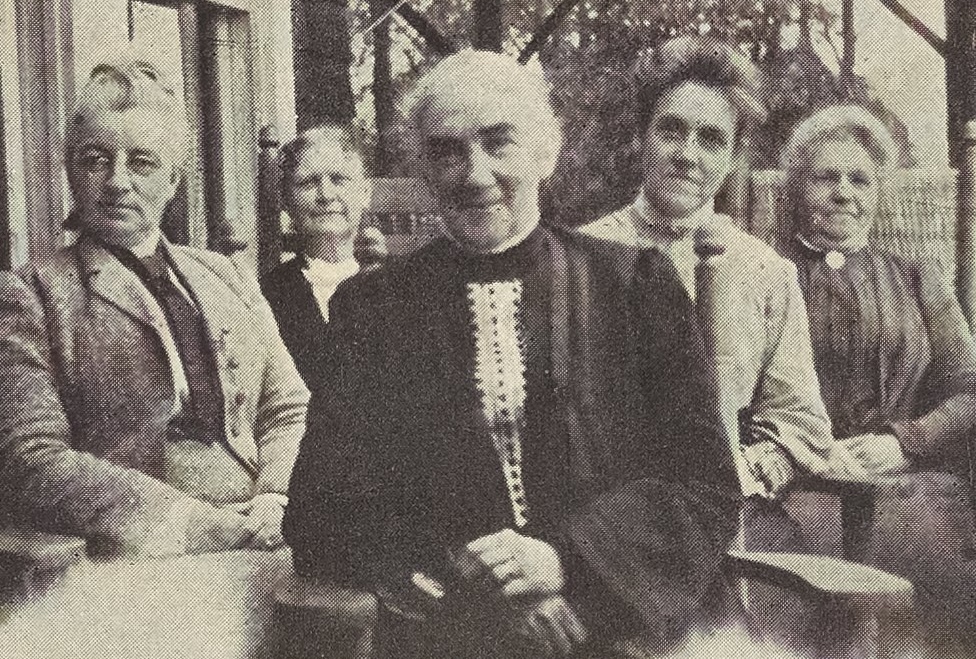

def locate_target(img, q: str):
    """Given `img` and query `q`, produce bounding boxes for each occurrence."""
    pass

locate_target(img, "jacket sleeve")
[0,270,193,552]
[748,259,835,475]
[233,262,310,496]
[890,262,976,460]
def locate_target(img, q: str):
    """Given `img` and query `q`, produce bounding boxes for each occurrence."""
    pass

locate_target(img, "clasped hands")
[184,493,286,554]
[743,440,795,498]
[412,528,587,656]
[744,433,909,497]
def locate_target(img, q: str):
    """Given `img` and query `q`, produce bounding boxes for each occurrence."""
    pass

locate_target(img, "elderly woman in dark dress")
[781,104,976,652]
[782,105,976,480]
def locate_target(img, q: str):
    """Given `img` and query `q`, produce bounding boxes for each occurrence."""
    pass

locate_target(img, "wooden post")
[257,125,282,276]
[370,0,393,176]
[840,0,855,96]
[292,0,356,128]
[956,120,976,330]
[946,0,976,166]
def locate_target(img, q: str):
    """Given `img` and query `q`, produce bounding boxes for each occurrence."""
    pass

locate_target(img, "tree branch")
[387,1,455,56]
[876,0,945,58]
[518,0,583,64]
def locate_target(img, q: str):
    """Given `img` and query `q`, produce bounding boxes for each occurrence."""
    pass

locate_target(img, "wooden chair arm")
[272,572,379,659]
[724,550,913,608]
[798,473,883,498]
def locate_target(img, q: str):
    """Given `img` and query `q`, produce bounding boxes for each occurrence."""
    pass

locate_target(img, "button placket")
[467,279,530,527]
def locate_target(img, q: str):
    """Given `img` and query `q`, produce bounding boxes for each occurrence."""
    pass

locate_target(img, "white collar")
[303,256,359,278]
[125,229,162,258]
[795,233,867,256]
[630,192,719,240]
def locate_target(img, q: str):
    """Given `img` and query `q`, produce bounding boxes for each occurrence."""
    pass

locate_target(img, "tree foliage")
[343,0,913,223]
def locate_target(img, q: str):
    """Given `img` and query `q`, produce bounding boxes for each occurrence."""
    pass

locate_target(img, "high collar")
[448,225,549,283]
[443,213,541,256]
[632,191,718,240]
[791,234,869,271]
[300,255,360,279]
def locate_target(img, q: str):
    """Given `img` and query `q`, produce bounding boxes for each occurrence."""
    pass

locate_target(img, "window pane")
[130,1,185,105]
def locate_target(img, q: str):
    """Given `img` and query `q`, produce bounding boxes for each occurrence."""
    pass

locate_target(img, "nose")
[673,134,699,168]
[462,146,496,189]
[105,153,132,191]
[833,175,856,200]
[315,177,338,201]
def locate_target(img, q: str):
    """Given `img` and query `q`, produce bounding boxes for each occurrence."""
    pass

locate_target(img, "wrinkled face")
[285,141,370,240]
[640,81,737,220]
[68,106,180,248]
[798,137,879,252]
[417,87,550,253]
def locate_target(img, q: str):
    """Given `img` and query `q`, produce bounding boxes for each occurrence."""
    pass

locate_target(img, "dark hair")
[633,36,767,147]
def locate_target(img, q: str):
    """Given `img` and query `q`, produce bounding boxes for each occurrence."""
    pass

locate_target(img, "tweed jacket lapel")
[165,245,261,470]
[76,236,169,332]
[165,244,245,345]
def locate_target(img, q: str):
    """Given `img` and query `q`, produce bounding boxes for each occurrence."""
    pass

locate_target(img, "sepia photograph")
[0,0,971,657]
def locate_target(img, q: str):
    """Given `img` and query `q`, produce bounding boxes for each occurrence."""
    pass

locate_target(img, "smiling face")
[797,136,879,252]
[640,81,737,221]
[285,139,369,241]
[68,106,179,248]
[416,86,552,253]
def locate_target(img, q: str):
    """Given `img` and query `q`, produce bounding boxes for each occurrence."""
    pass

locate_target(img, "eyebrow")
[479,123,518,138]
[76,143,109,153]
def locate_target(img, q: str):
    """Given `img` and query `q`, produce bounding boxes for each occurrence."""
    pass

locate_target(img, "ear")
[536,140,561,182]
[163,165,182,203]
[66,157,80,199]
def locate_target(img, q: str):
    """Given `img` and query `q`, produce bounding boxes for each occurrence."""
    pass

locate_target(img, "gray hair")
[280,123,367,188]
[781,105,898,224]
[781,105,898,175]
[66,59,189,172]
[401,49,562,179]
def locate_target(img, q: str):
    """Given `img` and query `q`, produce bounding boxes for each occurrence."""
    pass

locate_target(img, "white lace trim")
[466,280,529,528]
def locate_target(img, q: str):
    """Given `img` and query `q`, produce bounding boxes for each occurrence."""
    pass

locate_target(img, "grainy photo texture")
[0,2,974,658]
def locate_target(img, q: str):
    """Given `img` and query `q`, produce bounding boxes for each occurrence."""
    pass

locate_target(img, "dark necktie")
[137,249,225,445]
[630,248,697,386]
[632,248,694,318]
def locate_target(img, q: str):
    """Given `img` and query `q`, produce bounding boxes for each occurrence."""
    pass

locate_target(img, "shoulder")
[574,206,634,241]
[723,223,795,275]
[169,243,237,277]
[878,250,953,295]
[16,245,81,281]
[168,244,263,303]
[550,223,627,257]
[7,246,85,304]
[261,257,304,294]
[330,239,452,315]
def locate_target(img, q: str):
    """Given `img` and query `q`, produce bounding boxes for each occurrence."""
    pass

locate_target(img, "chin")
[303,220,356,238]
[84,219,152,247]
